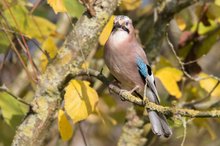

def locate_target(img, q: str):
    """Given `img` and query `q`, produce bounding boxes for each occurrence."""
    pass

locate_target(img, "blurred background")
[1,0,220,146]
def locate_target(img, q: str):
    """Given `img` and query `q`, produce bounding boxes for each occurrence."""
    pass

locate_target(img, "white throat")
[110,30,129,45]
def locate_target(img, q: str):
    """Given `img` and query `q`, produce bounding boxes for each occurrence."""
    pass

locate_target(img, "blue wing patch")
[136,57,152,78]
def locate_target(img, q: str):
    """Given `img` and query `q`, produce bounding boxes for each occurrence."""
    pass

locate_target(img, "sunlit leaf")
[25,16,56,42]
[2,5,28,32]
[63,0,85,18]
[120,0,141,11]
[191,18,218,35]
[175,16,186,31]
[99,16,115,46]
[155,67,183,98]
[215,0,220,6]
[2,5,56,42]
[47,0,67,13]
[196,27,220,58]
[40,37,58,72]
[64,80,99,123]
[199,73,220,97]
[58,109,73,141]
[0,92,28,129]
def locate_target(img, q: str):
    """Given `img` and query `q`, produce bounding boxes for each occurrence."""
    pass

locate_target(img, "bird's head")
[112,15,134,34]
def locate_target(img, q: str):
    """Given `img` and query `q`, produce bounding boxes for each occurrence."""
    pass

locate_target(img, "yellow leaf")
[199,73,220,97]
[2,5,56,42]
[175,16,186,31]
[215,0,220,6]
[64,80,99,123]
[58,109,73,141]
[120,0,141,11]
[47,0,67,13]
[40,37,58,72]
[26,16,56,42]
[155,67,183,98]
[99,16,115,46]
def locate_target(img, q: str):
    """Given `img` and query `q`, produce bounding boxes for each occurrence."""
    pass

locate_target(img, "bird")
[104,15,172,137]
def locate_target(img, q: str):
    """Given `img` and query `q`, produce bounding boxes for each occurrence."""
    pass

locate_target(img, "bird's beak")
[112,22,130,34]
[112,22,121,31]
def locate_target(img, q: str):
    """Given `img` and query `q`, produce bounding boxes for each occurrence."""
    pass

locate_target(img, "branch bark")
[12,0,118,145]
[73,69,220,118]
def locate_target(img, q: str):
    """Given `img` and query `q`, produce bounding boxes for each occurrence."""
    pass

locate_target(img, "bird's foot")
[129,86,140,94]
[119,86,140,101]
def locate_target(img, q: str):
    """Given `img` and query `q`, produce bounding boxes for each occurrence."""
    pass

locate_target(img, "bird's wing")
[136,56,160,103]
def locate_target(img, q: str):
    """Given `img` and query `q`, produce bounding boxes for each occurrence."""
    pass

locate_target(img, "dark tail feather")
[148,110,172,137]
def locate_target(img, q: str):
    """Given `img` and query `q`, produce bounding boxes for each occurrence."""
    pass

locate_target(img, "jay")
[104,15,172,137]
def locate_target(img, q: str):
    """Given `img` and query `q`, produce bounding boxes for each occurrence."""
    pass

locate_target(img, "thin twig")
[79,123,88,146]
[30,0,42,14]
[2,0,38,82]
[0,20,35,82]
[0,85,31,106]
[183,81,220,108]
[181,117,187,146]
[166,30,220,82]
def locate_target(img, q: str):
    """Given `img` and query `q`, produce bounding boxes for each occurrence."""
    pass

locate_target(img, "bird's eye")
[125,22,129,26]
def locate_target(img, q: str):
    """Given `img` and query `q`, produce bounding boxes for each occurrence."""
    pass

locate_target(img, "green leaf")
[0,120,15,146]
[2,5,56,43]
[0,32,10,53]
[63,0,85,18]
[24,16,56,42]
[196,26,220,58]
[207,4,220,20]
[0,92,28,129]
[2,5,29,32]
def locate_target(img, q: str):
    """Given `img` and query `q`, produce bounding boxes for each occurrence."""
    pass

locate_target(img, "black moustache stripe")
[112,25,130,34]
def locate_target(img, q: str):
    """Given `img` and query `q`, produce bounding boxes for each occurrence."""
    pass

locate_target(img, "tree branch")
[72,69,220,118]
[12,0,118,145]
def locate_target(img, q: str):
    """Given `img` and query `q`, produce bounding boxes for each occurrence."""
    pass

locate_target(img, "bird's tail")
[148,110,172,137]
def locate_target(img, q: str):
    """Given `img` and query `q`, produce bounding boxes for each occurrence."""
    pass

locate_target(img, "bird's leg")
[129,85,140,94]
[119,85,140,101]
[143,83,150,106]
